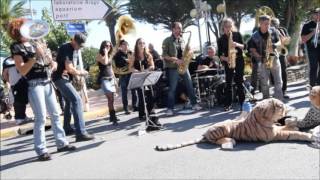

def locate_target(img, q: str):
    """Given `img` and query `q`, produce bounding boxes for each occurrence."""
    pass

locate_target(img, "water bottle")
[242,102,252,112]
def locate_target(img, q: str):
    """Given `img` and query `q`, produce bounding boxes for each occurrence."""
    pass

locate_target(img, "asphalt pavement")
[0,80,319,179]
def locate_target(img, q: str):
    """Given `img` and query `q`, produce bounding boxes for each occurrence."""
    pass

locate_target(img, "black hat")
[73,32,86,47]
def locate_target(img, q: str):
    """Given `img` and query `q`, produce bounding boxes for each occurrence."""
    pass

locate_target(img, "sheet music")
[143,71,162,86]
[127,72,149,90]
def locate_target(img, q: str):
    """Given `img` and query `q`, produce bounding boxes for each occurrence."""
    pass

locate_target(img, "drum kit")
[192,67,225,108]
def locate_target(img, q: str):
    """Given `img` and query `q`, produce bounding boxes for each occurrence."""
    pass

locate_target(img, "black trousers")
[224,58,245,107]
[279,54,287,93]
[137,87,154,118]
[307,47,320,86]
[13,101,27,120]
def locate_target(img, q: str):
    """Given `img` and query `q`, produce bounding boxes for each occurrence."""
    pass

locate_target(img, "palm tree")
[0,0,29,30]
[103,0,129,45]
[0,0,29,51]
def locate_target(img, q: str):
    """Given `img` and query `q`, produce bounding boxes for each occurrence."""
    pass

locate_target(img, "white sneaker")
[192,104,202,111]
[166,109,174,116]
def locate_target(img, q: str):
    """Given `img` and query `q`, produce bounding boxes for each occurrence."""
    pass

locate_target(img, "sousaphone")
[255,6,275,27]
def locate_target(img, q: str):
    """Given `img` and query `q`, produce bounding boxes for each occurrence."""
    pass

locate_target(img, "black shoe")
[224,105,232,111]
[124,110,131,115]
[64,128,75,136]
[75,133,95,142]
[283,94,290,99]
[57,145,76,152]
[146,125,161,132]
[133,107,139,112]
[38,152,52,161]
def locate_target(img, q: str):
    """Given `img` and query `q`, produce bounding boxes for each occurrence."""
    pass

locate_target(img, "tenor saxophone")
[228,31,237,69]
[177,31,192,75]
[265,31,274,69]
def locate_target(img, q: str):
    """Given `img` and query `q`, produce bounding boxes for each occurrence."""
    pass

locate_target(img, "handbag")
[72,75,85,91]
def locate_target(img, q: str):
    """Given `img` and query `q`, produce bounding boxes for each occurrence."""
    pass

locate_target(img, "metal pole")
[197,19,203,54]
[29,0,34,19]
[193,0,203,54]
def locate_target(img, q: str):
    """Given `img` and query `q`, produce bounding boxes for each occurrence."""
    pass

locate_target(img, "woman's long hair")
[133,38,151,61]
[221,18,238,34]
[99,40,113,58]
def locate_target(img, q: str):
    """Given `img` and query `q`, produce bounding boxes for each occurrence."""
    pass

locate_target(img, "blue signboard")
[66,23,86,36]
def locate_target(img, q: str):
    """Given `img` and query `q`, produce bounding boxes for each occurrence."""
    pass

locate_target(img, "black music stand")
[127,71,163,133]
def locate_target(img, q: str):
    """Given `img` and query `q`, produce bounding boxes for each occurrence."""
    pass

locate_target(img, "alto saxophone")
[228,31,237,69]
[177,31,192,75]
[265,31,274,69]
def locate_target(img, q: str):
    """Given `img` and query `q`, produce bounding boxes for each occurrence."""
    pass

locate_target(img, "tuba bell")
[112,15,135,75]
[255,6,275,28]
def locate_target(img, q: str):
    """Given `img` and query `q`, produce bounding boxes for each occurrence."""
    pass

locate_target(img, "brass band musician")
[271,17,290,99]
[218,18,245,111]
[113,40,138,114]
[197,45,220,76]
[301,8,320,87]
[249,15,283,100]
[129,38,155,121]
[162,22,201,116]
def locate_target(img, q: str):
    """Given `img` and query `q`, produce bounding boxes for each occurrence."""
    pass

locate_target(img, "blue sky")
[15,0,254,54]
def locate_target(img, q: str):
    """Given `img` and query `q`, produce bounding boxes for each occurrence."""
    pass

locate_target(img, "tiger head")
[251,98,287,127]
[309,86,320,109]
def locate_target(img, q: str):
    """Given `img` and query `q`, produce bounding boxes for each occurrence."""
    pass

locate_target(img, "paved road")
[1,80,319,179]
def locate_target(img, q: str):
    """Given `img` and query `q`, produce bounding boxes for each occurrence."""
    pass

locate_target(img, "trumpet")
[20,19,50,40]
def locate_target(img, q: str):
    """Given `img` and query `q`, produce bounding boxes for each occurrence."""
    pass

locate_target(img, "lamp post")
[190,0,212,54]
[29,0,33,19]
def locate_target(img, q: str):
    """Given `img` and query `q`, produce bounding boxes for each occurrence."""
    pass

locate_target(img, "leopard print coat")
[297,105,320,130]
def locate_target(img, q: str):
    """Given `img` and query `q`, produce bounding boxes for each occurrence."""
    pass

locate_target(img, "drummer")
[197,46,220,76]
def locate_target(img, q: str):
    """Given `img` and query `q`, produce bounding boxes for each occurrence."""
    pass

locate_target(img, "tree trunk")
[108,21,116,45]
[289,20,302,56]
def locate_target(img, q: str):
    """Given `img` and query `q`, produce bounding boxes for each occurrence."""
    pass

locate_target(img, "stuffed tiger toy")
[155,98,316,151]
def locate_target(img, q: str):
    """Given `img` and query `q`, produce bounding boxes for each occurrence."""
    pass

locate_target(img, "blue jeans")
[28,78,69,156]
[54,78,87,136]
[166,68,197,110]
[119,74,137,111]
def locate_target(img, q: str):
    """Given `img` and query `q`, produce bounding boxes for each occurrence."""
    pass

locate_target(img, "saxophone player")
[271,18,290,99]
[218,18,245,111]
[162,22,201,116]
[249,15,283,100]
[52,32,95,141]
[301,8,320,87]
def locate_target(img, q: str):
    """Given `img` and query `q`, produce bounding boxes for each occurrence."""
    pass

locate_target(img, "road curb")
[0,106,124,139]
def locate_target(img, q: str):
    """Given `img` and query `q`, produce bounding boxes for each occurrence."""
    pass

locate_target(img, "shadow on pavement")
[0,156,38,172]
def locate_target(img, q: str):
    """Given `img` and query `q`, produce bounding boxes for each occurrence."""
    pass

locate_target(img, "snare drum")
[193,75,216,97]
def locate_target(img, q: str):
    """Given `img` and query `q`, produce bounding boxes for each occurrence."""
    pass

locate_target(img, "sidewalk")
[0,89,126,139]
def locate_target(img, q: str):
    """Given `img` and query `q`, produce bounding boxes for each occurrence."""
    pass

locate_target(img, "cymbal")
[195,68,218,73]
